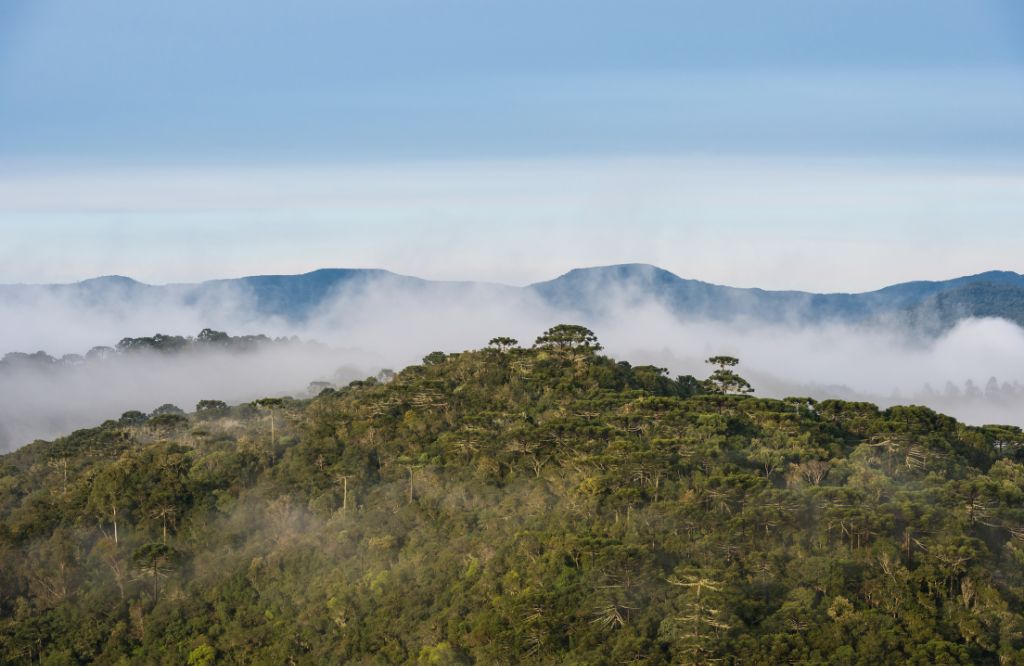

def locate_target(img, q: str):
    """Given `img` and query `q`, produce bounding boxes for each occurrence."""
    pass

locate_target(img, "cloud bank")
[1,275,1022,451]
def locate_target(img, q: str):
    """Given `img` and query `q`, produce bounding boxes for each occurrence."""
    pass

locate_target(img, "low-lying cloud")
[2,275,1023,451]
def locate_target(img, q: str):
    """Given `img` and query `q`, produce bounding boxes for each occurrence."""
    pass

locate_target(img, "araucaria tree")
[534,324,602,364]
[534,324,601,351]
[704,355,754,395]
[487,337,519,352]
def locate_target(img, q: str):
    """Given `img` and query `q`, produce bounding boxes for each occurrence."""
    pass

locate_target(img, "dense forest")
[2,325,1024,664]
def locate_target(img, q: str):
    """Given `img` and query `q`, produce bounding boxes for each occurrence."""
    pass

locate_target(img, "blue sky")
[1,0,1023,289]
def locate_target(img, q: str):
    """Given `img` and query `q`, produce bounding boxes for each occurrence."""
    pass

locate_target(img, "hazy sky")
[1,0,1023,289]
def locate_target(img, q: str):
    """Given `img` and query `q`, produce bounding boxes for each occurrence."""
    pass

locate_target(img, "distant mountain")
[187,269,425,320]
[530,264,1024,329]
[902,281,1024,334]
[3,264,1024,333]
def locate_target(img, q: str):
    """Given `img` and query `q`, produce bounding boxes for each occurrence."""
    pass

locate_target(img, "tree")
[119,410,148,426]
[422,352,447,366]
[665,574,730,660]
[131,543,178,602]
[488,337,519,352]
[534,324,603,366]
[187,643,217,663]
[704,356,754,395]
[706,355,739,370]
[252,397,286,446]
[195,399,227,413]
[88,463,130,543]
[187,644,217,666]
[336,474,352,511]
[675,374,705,398]
[151,403,185,417]
[196,328,230,346]
[534,325,602,352]
[25,529,78,604]
[47,438,77,495]
[149,505,177,544]
[117,334,189,354]
[85,346,116,361]
[94,537,128,601]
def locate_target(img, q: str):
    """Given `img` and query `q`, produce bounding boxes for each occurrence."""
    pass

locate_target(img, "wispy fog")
[0,345,373,452]
[602,310,1024,427]
[2,275,1023,451]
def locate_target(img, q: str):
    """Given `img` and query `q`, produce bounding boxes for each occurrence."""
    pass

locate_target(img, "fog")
[0,345,378,453]
[2,276,1023,451]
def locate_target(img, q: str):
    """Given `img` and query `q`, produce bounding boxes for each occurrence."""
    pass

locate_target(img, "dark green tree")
[534,324,602,352]
[487,337,519,352]
[704,355,754,395]
[131,543,179,602]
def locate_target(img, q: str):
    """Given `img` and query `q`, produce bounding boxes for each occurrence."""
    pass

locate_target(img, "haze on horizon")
[1,1,1024,448]
[1,0,1023,290]
[3,271,1024,451]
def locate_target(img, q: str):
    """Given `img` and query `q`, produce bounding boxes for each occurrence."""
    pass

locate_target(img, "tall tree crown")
[534,324,602,351]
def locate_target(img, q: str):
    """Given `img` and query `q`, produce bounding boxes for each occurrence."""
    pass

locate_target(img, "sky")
[1,0,1023,290]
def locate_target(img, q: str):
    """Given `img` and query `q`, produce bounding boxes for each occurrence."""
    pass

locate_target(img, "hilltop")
[1,326,1023,663]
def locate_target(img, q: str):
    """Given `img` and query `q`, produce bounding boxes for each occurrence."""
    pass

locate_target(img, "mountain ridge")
[3,264,1023,332]
[7,264,1023,296]
[8,264,1024,294]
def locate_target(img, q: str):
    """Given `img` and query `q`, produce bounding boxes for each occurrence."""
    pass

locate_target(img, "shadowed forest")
[2,326,1024,664]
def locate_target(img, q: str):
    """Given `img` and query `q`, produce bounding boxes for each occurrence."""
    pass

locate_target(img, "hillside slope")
[1,328,1024,663]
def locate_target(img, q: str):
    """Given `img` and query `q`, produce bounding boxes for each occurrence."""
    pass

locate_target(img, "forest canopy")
[1,325,1023,664]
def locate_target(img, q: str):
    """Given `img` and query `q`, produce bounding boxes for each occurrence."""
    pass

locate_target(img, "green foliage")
[487,336,519,351]
[186,644,216,666]
[118,411,147,427]
[1,327,1023,664]
[150,404,185,417]
[704,355,754,395]
[534,323,602,352]
[422,351,447,366]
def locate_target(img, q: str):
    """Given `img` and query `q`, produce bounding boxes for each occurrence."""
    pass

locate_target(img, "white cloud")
[3,275,1023,451]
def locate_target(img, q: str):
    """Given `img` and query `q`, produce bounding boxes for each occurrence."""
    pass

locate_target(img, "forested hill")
[2,326,1024,664]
